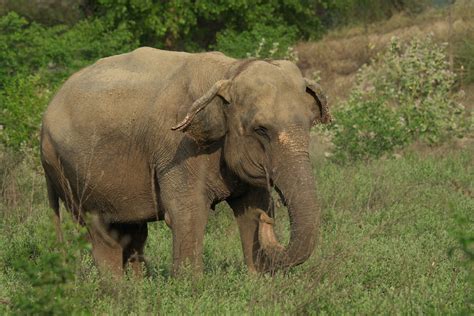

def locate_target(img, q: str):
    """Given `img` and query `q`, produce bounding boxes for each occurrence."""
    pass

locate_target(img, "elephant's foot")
[91,238,124,277]
[125,252,147,277]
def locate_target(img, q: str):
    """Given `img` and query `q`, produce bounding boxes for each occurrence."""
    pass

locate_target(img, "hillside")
[296,3,474,110]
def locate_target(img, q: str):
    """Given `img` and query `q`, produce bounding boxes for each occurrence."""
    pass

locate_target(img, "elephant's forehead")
[251,89,310,121]
[249,82,278,104]
[235,62,303,93]
[236,78,304,108]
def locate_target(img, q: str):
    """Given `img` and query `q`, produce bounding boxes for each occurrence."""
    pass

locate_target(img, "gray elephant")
[40,48,331,276]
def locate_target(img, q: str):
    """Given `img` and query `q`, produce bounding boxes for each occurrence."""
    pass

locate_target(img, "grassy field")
[0,143,472,314]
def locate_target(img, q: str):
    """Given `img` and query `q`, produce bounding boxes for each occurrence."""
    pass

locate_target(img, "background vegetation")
[0,0,472,314]
[331,36,467,162]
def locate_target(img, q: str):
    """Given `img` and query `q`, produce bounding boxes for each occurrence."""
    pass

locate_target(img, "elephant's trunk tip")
[258,212,286,261]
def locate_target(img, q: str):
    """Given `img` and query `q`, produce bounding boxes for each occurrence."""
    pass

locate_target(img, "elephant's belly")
[58,149,159,223]
[78,175,158,223]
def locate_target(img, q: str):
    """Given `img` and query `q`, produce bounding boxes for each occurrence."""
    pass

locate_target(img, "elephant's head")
[172,59,331,271]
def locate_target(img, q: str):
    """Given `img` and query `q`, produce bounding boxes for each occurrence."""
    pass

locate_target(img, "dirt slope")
[296,3,474,108]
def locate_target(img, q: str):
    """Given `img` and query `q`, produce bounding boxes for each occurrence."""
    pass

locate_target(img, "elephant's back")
[75,47,190,91]
[43,47,190,148]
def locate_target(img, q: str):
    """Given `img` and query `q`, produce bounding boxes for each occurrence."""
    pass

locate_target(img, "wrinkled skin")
[40,48,331,276]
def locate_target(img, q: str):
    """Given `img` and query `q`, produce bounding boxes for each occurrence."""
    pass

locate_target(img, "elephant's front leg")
[228,187,272,273]
[159,177,210,275]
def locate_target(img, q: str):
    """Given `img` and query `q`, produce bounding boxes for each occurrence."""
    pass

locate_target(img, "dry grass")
[296,2,474,106]
[462,83,474,111]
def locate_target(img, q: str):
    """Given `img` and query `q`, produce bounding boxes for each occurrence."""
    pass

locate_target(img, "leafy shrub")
[366,37,466,143]
[0,12,58,84]
[215,23,298,59]
[5,219,90,315]
[330,91,407,162]
[0,12,137,86]
[0,74,51,149]
[330,36,467,162]
[0,0,85,26]
[92,0,324,50]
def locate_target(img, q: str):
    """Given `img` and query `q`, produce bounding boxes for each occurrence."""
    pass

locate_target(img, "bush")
[0,12,137,86]
[330,91,407,162]
[330,36,467,162]
[3,217,90,315]
[0,74,51,149]
[0,0,85,26]
[0,12,58,84]
[92,0,324,51]
[215,23,298,59]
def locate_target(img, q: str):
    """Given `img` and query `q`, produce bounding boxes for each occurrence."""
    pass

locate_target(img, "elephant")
[40,47,331,276]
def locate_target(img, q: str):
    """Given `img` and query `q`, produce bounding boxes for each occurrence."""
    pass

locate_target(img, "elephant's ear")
[172,80,231,144]
[304,78,332,125]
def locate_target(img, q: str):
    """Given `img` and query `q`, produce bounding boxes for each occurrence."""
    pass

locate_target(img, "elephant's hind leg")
[44,172,64,243]
[88,216,124,277]
[89,218,149,277]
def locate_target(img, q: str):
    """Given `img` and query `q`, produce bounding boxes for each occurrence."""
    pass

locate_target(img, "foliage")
[330,36,468,162]
[366,37,465,142]
[0,12,138,149]
[7,222,89,315]
[0,1,440,60]
[92,0,325,53]
[0,0,86,26]
[0,146,472,314]
[0,74,51,150]
[215,23,298,59]
[0,12,137,86]
[330,92,407,162]
[0,151,92,314]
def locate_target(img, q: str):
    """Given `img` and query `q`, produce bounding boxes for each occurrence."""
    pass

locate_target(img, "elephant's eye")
[254,126,270,141]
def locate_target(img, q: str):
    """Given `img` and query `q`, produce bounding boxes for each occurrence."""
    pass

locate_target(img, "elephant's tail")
[45,172,64,243]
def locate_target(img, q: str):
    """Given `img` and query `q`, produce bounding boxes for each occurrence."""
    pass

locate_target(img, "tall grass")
[0,143,472,314]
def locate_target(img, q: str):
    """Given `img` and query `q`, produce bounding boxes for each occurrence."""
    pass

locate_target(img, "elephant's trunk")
[258,151,319,270]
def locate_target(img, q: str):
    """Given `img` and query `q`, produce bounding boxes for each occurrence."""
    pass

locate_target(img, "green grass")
[0,145,472,314]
